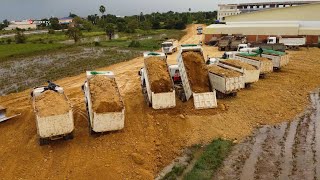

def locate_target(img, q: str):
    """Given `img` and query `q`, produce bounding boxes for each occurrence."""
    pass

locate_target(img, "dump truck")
[232,52,273,77]
[254,49,290,70]
[218,36,232,51]
[207,64,245,98]
[218,59,260,88]
[139,52,176,109]
[197,26,203,35]
[268,36,306,49]
[82,71,125,134]
[230,36,247,51]
[31,83,74,145]
[252,42,286,52]
[177,44,217,109]
[0,106,20,123]
[161,39,178,54]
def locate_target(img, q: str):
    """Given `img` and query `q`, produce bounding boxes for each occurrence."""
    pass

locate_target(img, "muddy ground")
[1,25,320,179]
[214,90,320,180]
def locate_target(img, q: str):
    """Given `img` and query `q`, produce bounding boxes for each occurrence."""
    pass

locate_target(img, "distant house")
[4,20,37,30]
[58,17,73,25]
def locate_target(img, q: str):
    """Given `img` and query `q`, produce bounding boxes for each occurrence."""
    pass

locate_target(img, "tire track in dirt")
[255,122,287,180]
[215,90,320,180]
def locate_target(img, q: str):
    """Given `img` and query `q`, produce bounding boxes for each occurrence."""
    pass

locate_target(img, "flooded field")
[214,89,320,180]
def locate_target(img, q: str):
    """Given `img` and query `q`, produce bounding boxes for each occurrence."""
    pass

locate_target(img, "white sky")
[1,0,319,21]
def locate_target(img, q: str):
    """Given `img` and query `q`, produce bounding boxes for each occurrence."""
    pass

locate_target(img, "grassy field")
[183,139,233,180]
[0,43,65,59]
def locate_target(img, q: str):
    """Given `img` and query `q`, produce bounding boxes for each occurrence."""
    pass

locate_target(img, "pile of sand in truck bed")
[182,51,210,93]
[35,90,70,117]
[144,57,173,93]
[208,65,242,78]
[220,59,257,70]
[89,75,123,113]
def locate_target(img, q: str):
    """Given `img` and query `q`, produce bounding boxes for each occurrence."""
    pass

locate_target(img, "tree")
[99,5,106,17]
[69,13,78,18]
[116,22,127,32]
[66,27,82,43]
[3,19,9,27]
[126,19,139,33]
[15,30,27,44]
[105,23,115,40]
[49,17,61,30]
[141,21,152,31]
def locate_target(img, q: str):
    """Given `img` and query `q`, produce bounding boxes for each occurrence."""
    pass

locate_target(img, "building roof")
[219,1,320,6]
[225,2,320,22]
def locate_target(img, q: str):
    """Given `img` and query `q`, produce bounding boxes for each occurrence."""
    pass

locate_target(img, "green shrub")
[48,29,55,34]
[128,40,141,48]
[6,39,12,44]
[15,31,27,44]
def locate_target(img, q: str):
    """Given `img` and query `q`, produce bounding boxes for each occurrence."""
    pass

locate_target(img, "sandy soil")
[35,90,70,117]
[144,57,173,93]
[220,59,257,70]
[1,24,320,179]
[182,51,210,93]
[208,65,243,78]
[89,76,123,113]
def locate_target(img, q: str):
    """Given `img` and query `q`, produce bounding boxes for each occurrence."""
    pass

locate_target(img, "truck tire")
[216,91,225,99]
[63,132,74,140]
[39,138,49,146]
[245,83,251,88]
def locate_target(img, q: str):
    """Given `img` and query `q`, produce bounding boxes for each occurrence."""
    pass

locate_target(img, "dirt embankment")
[220,59,257,70]
[144,57,173,93]
[35,90,70,117]
[89,75,123,113]
[182,51,210,93]
[208,65,242,78]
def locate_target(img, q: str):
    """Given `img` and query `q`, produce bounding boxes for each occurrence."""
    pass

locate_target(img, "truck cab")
[267,37,277,44]
[197,26,203,35]
[161,39,178,54]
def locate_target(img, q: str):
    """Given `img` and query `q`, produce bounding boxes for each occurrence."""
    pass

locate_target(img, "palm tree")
[99,5,106,17]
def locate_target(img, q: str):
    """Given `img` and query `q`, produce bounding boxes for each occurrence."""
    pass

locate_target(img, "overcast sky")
[1,0,318,21]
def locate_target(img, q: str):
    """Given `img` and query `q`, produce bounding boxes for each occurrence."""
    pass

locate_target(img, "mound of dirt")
[89,75,123,113]
[208,65,242,78]
[182,51,210,93]
[221,59,257,70]
[144,57,173,93]
[35,90,70,117]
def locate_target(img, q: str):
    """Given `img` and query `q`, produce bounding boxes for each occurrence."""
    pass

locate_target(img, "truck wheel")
[63,132,74,140]
[39,138,49,146]
[216,91,225,99]
[245,83,251,88]
[180,92,187,102]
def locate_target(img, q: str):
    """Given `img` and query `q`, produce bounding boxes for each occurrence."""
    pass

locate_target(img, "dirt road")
[214,90,320,180]
[1,25,320,179]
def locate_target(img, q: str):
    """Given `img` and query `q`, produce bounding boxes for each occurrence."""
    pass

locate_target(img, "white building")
[4,20,37,30]
[218,1,320,22]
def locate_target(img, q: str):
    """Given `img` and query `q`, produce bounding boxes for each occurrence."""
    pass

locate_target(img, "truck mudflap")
[193,92,217,109]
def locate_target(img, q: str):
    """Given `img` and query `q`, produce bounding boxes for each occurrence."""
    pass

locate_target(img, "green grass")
[161,165,187,180]
[183,139,233,180]
[0,43,65,59]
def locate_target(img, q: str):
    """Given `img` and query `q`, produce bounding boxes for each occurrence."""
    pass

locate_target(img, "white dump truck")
[32,83,74,145]
[268,36,306,49]
[207,65,245,98]
[83,71,125,134]
[139,52,176,109]
[218,59,260,88]
[161,39,178,54]
[232,53,273,77]
[177,44,217,109]
[0,106,20,123]
[257,49,290,70]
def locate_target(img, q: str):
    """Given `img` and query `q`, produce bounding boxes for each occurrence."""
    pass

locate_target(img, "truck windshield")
[162,44,172,47]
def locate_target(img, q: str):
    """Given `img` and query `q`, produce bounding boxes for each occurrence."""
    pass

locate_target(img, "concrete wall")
[226,3,320,22]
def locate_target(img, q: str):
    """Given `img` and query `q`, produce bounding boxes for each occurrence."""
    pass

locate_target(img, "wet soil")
[214,89,320,180]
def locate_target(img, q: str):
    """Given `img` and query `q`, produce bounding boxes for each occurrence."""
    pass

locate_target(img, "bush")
[94,41,101,46]
[6,39,12,44]
[15,31,27,44]
[48,29,55,34]
[128,40,141,48]
[48,40,53,44]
